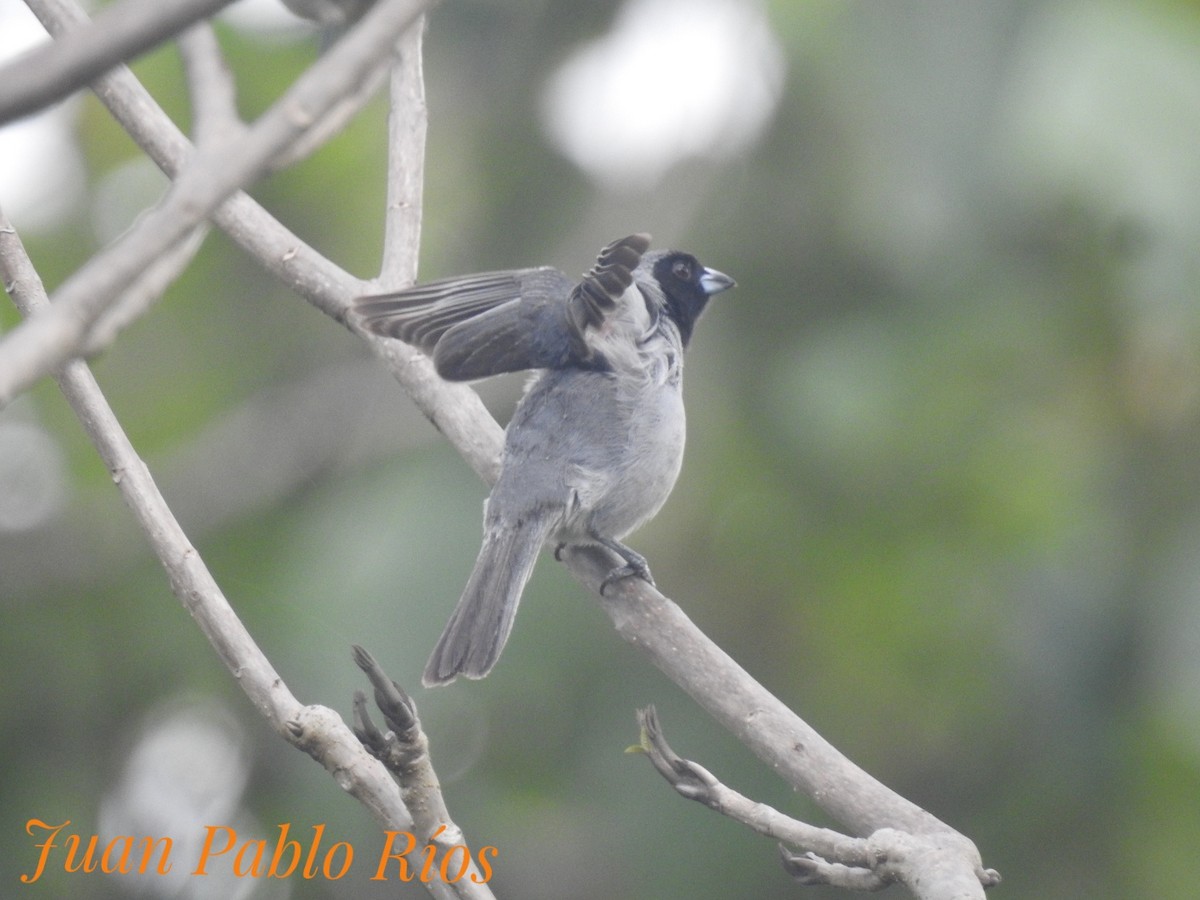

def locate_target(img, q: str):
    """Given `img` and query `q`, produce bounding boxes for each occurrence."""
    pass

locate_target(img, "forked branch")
[636,706,1000,896]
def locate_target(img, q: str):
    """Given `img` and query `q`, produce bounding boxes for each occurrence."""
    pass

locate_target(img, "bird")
[355,234,735,686]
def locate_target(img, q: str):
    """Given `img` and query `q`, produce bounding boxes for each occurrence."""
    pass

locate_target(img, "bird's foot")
[595,538,655,595]
[599,561,655,595]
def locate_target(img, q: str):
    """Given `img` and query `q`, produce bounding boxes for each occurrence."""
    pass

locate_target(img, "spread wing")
[354,233,652,381]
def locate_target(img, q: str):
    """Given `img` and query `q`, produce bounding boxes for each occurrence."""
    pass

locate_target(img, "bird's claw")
[599,559,655,595]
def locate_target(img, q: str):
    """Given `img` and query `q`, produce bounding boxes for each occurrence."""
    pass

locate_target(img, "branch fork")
[636,707,999,896]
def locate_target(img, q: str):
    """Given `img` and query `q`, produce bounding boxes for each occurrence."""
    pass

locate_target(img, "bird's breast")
[498,344,688,543]
[580,371,686,539]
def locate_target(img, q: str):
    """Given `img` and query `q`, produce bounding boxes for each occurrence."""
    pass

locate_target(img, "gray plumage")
[355,234,735,685]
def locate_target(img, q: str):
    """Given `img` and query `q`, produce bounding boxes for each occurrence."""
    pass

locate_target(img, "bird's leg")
[590,534,655,594]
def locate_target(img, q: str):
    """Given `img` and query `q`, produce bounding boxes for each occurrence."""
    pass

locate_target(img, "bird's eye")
[671,260,692,281]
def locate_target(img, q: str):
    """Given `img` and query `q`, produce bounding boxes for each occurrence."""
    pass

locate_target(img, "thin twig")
[573,546,945,835]
[267,62,390,174]
[78,23,234,357]
[636,706,871,864]
[0,0,238,123]
[178,22,242,145]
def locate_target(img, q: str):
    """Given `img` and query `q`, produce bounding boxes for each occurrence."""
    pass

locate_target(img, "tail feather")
[422,517,553,686]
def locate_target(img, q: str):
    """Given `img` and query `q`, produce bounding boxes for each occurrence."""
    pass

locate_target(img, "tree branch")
[0,0,237,124]
[636,706,872,864]
[267,53,393,175]
[353,646,496,900]
[177,21,242,145]
[379,17,427,288]
[0,0,434,410]
[553,545,1000,897]
[637,707,1002,896]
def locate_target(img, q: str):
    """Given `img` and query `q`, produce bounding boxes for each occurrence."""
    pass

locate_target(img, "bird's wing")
[353,233,652,381]
[563,232,653,353]
[353,267,566,352]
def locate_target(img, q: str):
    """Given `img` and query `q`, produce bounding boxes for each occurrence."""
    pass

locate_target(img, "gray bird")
[355,234,735,685]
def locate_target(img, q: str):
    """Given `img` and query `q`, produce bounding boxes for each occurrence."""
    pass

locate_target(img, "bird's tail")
[422,516,554,686]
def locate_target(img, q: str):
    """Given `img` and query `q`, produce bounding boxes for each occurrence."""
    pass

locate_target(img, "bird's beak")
[700,267,736,296]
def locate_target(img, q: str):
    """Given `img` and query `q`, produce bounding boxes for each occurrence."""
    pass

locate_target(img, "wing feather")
[354,268,564,351]
[353,234,653,381]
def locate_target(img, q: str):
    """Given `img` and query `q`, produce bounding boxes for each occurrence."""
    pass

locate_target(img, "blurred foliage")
[3,0,1200,898]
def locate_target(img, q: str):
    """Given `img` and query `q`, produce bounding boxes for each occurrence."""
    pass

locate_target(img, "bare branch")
[66,26,227,358]
[636,706,871,864]
[178,22,242,145]
[570,546,944,834]
[0,0,435,410]
[267,60,391,174]
[353,646,497,900]
[638,707,1002,897]
[379,18,427,288]
[1,0,237,123]
[0,206,410,834]
[861,830,1002,898]
[562,544,997,898]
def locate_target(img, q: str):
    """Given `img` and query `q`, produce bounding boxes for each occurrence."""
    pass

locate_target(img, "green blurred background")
[3,0,1200,897]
